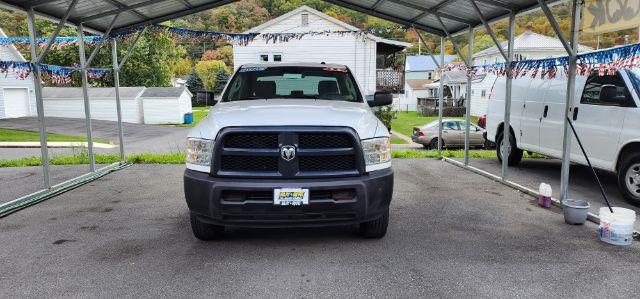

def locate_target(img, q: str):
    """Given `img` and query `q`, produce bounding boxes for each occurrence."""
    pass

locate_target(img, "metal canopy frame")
[0,0,585,211]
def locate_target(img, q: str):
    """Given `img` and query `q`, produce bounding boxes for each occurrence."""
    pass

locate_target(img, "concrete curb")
[0,141,117,149]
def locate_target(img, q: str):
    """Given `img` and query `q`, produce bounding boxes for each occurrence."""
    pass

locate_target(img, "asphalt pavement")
[0,117,190,159]
[466,158,640,230]
[1,159,639,297]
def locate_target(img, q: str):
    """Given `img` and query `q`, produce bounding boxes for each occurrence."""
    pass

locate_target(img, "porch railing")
[376,69,404,93]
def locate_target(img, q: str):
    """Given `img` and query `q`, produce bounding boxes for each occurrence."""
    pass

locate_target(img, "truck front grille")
[220,156,279,172]
[214,127,363,178]
[299,155,355,171]
[224,133,279,149]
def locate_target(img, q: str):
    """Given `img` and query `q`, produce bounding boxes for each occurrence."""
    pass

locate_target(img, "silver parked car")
[411,119,486,149]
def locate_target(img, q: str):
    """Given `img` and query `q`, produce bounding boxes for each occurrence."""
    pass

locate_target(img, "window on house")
[260,54,269,62]
[273,54,282,62]
[301,13,309,26]
[481,90,487,98]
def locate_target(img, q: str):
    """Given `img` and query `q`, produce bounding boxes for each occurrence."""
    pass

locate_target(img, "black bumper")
[184,168,394,228]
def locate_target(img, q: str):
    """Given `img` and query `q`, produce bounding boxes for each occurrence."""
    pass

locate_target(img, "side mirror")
[368,92,393,107]
[599,85,618,103]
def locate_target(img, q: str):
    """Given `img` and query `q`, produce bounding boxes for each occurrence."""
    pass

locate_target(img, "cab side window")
[581,71,635,107]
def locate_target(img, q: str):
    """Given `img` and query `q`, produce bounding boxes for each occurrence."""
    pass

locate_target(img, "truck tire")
[496,131,523,166]
[359,210,389,238]
[190,213,225,240]
[618,155,640,205]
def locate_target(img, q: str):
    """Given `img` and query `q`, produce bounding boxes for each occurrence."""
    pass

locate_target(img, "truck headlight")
[361,137,391,166]
[186,138,214,166]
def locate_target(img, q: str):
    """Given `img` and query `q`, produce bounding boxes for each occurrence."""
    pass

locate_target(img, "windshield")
[222,66,363,102]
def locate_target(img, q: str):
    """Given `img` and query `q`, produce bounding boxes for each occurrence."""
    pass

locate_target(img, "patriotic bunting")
[0,60,111,84]
[442,43,640,79]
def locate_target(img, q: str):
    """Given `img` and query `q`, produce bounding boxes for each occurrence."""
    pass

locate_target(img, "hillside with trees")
[0,0,637,90]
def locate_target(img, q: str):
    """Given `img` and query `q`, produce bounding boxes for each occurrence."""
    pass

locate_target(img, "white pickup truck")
[487,66,640,204]
[184,63,394,240]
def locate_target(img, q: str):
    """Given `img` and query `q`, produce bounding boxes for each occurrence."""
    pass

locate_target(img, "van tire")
[617,155,640,205]
[496,131,523,166]
[190,214,225,240]
[359,210,389,238]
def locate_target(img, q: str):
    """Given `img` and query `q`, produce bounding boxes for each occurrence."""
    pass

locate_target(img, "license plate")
[273,188,309,206]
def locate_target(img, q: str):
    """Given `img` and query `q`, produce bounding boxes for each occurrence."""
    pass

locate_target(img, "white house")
[397,55,457,111]
[465,27,592,116]
[0,28,36,119]
[42,86,192,124]
[233,5,411,98]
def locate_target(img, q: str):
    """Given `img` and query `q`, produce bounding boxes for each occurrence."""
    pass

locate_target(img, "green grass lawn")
[390,137,409,144]
[391,112,480,137]
[0,149,546,168]
[174,106,210,127]
[0,128,110,144]
[393,149,546,159]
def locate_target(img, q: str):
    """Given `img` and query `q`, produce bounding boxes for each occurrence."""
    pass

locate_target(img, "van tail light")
[418,131,424,137]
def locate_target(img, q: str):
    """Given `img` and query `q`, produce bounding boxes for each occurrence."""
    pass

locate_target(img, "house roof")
[243,5,410,49]
[441,71,485,84]
[474,28,592,58]
[406,55,457,72]
[141,86,189,98]
[244,5,359,33]
[406,79,432,90]
[43,87,146,99]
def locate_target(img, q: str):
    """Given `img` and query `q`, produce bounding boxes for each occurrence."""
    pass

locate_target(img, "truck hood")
[188,99,385,140]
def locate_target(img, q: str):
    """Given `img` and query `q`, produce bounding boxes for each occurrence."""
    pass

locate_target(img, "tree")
[212,69,230,95]
[186,69,205,103]
[201,46,233,67]
[195,59,229,91]
[170,58,193,78]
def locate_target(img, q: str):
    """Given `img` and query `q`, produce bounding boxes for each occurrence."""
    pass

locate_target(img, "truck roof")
[240,62,348,69]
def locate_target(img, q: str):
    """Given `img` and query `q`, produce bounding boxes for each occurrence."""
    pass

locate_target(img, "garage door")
[3,88,30,118]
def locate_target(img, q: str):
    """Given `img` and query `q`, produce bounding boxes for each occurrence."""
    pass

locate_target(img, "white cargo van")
[486,66,640,204]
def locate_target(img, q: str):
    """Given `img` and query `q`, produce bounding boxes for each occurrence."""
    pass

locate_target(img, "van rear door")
[570,71,631,170]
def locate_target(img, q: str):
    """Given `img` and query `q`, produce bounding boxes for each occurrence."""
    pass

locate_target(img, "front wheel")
[618,155,640,206]
[190,214,225,241]
[496,130,523,166]
[359,210,389,238]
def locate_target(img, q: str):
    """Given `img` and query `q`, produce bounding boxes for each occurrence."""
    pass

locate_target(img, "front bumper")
[184,168,394,228]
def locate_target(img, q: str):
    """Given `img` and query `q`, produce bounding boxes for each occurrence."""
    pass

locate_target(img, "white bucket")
[599,207,636,245]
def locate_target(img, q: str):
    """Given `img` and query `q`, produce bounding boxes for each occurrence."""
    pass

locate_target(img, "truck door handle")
[573,107,579,120]
[543,105,549,118]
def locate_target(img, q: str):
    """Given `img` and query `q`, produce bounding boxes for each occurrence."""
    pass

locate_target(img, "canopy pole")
[111,39,126,162]
[26,7,50,189]
[438,36,445,155]
[501,12,516,180]
[77,23,96,172]
[110,27,145,162]
[559,0,583,201]
[464,25,473,166]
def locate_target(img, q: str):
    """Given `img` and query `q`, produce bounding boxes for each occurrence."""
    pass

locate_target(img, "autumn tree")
[195,60,229,91]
